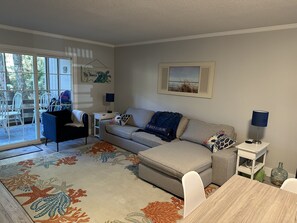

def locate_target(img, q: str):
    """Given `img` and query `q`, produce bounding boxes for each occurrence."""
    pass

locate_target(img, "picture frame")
[80,58,111,84]
[158,62,215,98]
[81,67,111,83]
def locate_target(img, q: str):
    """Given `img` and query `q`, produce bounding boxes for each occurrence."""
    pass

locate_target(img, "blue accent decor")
[252,110,269,127]
[105,93,114,102]
[31,192,71,218]
[100,152,116,162]
[142,111,182,142]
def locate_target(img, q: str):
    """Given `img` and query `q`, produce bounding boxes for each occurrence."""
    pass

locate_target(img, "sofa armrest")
[99,120,111,139]
[81,113,89,135]
[212,147,237,186]
[82,113,89,127]
[42,112,59,140]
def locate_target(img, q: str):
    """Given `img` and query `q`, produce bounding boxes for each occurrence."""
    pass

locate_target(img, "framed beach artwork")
[158,62,215,98]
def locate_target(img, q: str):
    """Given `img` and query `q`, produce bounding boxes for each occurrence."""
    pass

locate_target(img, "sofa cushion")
[176,116,189,138]
[131,131,168,148]
[113,114,132,126]
[105,124,139,139]
[125,107,155,128]
[138,141,212,179]
[180,119,235,145]
[120,114,132,125]
[204,131,236,153]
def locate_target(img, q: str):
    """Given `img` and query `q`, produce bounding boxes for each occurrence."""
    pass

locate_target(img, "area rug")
[0,141,218,223]
[0,145,42,160]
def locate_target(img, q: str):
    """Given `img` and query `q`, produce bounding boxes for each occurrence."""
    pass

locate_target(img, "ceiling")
[1,0,297,46]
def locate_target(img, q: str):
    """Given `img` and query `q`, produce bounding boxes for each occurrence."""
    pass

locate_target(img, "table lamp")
[105,93,114,113]
[251,110,269,144]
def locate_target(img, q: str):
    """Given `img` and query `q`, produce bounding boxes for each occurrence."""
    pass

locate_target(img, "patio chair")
[8,92,23,125]
[32,92,51,124]
[0,98,10,136]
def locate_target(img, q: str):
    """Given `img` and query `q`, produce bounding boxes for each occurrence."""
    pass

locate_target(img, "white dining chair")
[182,171,206,218]
[0,97,10,137]
[32,92,51,124]
[8,92,23,125]
[280,178,297,194]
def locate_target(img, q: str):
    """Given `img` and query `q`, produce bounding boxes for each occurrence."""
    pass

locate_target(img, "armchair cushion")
[46,109,72,126]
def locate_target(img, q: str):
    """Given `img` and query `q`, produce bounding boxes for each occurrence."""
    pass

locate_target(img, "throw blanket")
[65,110,85,127]
[142,111,182,141]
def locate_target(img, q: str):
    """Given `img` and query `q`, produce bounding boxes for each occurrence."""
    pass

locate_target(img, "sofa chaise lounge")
[100,107,237,197]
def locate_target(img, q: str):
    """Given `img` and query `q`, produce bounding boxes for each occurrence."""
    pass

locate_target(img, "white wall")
[115,28,297,175]
[0,28,114,114]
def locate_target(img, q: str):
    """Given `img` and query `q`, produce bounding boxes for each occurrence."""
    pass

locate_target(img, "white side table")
[93,112,118,138]
[236,142,269,179]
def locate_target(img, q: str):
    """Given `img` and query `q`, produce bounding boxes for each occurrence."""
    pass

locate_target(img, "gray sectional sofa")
[100,107,237,197]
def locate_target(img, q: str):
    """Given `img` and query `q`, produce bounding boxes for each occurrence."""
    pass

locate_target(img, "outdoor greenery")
[0,53,46,100]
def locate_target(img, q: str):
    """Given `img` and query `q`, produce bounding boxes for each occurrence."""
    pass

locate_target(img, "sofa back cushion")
[180,119,235,145]
[125,107,155,128]
[176,116,189,138]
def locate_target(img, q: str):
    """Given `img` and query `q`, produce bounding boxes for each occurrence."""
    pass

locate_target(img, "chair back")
[12,92,22,112]
[40,92,51,109]
[0,97,8,120]
[182,171,206,218]
[0,97,9,133]
[280,178,297,194]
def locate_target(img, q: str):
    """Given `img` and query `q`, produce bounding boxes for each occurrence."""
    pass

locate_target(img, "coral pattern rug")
[0,142,218,223]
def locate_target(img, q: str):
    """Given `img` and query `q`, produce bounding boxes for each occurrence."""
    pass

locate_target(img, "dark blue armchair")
[42,109,89,152]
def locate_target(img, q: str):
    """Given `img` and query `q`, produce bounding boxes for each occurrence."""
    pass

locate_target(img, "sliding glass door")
[0,50,72,150]
[0,52,36,147]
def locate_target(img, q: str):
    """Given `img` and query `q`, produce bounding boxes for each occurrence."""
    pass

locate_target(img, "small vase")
[271,162,288,186]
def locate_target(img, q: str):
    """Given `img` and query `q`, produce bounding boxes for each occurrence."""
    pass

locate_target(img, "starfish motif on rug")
[16,185,53,205]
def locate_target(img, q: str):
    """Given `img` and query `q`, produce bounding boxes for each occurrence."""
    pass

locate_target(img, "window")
[0,50,73,148]
[40,57,72,110]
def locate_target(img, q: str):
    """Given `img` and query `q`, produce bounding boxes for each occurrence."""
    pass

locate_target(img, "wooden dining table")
[182,175,297,223]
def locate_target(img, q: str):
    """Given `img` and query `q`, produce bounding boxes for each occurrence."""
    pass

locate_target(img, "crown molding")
[116,23,297,47]
[1,23,297,48]
[0,24,114,48]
